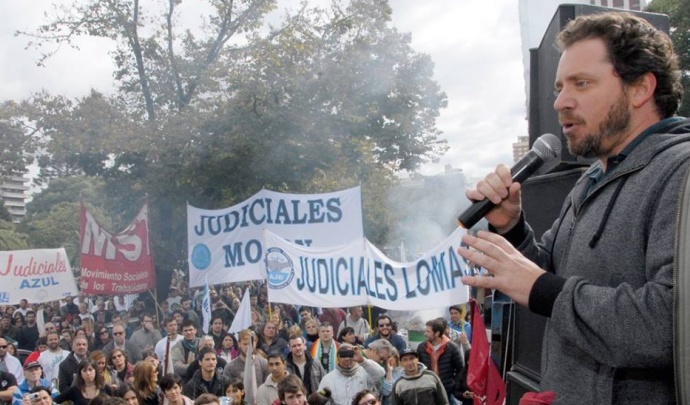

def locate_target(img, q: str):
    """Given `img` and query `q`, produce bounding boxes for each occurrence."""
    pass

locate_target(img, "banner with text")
[188,187,363,287]
[263,228,471,311]
[0,248,78,305]
[80,203,156,295]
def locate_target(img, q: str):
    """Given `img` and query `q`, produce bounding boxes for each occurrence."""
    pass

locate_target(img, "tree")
[14,0,448,268]
[647,0,690,116]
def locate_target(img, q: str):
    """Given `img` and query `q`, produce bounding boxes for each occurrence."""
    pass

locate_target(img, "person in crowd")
[256,352,289,405]
[159,374,193,405]
[217,334,239,363]
[250,310,264,331]
[108,349,134,386]
[129,315,162,360]
[257,322,288,356]
[59,329,72,352]
[16,312,39,352]
[185,336,227,382]
[170,320,201,380]
[0,363,17,405]
[306,388,332,405]
[415,318,464,403]
[209,292,233,327]
[0,338,22,386]
[363,316,405,355]
[21,337,47,366]
[458,12,690,403]
[223,330,268,384]
[447,305,471,344]
[94,325,112,351]
[10,315,23,332]
[57,336,90,392]
[38,332,68,383]
[1,315,20,343]
[206,317,224,350]
[379,350,402,405]
[6,344,17,359]
[336,307,369,345]
[18,386,52,405]
[93,300,113,325]
[179,298,200,332]
[142,350,162,381]
[309,323,339,373]
[115,384,139,405]
[131,361,160,405]
[298,308,319,332]
[41,323,58,339]
[55,359,114,405]
[12,362,58,405]
[317,310,346,331]
[351,390,380,405]
[269,312,290,342]
[317,344,385,405]
[155,318,183,375]
[276,375,309,405]
[78,303,94,325]
[183,347,228,399]
[90,350,120,391]
[336,328,359,346]
[193,393,220,405]
[303,320,319,347]
[103,324,138,363]
[222,379,247,405]
[391,348,447,405]
[285,335,325,396]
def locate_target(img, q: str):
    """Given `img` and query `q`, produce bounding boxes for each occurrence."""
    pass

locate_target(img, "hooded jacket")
[415,336,463,400]
[391,363,448,405]
[506,119,690,404]
[286,351,326,395]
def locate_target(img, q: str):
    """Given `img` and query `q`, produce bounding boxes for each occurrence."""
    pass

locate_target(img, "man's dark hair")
[194,393,220,405]
[181,319,197,330]
[426,318,446,337]
[159,373,183,391]
[277,374,306,400]
[557,12,682,118]
[164,317,177,326]
[198,346,216,360]
[266,351,285,363]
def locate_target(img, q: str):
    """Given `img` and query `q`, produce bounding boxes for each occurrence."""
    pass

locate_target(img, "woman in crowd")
[337,327,360,346]
[75,327,95,351]
[12,313,24,329]
[132,360,160,405]
[160,374,193,405]
[217,333,239,363]
[270,311,290,342]
[304,320,319,345]
[109,349,135,385]
[116,384,140,405]
[379,351,402,405]
[142,350,163,381]
[6,342,17,357]
[351,390,381,405]
[55,359,114,405]
[222,379,247,405]
[91,350,120,390]
[95,325,112,351]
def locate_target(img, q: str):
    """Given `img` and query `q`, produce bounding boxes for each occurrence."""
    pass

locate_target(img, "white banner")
[188,187,363,287]
[0,248,79,305]
[263,228,471,311]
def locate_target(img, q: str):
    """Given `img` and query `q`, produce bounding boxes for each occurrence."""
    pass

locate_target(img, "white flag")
[201,279,212,334]
[229,289,253,335]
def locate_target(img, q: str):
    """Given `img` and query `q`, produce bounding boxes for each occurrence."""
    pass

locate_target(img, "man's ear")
[630,72,657,109]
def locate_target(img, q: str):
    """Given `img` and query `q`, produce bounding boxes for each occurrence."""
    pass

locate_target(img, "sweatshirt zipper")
[672,165,689,405]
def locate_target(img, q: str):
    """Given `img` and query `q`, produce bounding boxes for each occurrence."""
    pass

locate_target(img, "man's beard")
[565,93,631,158]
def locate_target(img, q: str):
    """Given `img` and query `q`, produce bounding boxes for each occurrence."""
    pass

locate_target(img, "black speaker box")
[505,167,586,404]
[528,4,669,166]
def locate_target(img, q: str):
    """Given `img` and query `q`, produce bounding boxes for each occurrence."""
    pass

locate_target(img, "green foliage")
[647,0,690,116]
[0,221,29,251]
[12,0,449,270]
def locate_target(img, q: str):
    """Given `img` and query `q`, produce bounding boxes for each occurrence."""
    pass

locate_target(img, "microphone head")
[532,133,562,175]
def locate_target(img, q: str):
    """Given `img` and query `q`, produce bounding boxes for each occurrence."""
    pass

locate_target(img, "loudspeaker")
[505,167,585,404]
[528,4,669,166]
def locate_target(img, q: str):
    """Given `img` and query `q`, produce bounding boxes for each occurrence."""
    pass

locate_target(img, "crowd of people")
[0,276,475,405]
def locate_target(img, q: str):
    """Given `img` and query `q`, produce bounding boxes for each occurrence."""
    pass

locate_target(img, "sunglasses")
[100,331,109,335]
[0,345,7,349]
[359,399,378,405]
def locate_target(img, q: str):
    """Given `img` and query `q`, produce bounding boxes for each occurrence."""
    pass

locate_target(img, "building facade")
[1,174,29,223]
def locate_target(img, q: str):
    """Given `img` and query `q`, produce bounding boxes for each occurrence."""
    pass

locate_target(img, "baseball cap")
[399,347,418,359]
[24,361,42,370]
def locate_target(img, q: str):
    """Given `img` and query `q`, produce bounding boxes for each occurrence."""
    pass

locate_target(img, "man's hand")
[465,164,522,232]
[458,231,545,307]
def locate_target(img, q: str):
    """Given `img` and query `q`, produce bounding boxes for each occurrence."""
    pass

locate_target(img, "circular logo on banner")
[191,244,212,270]
[265,247,294,289]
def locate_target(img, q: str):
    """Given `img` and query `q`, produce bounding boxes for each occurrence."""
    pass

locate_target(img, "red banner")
[79,203,155,295]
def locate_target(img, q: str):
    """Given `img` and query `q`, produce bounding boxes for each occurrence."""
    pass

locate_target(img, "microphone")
[457,133,562,229]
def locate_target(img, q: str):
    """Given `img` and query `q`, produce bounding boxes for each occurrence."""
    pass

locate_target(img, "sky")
[0,0,582,184]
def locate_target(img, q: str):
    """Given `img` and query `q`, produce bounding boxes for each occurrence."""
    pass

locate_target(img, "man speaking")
[459,12,690,404]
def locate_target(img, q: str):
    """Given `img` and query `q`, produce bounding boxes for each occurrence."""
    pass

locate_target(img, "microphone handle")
[457,153,543,229]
